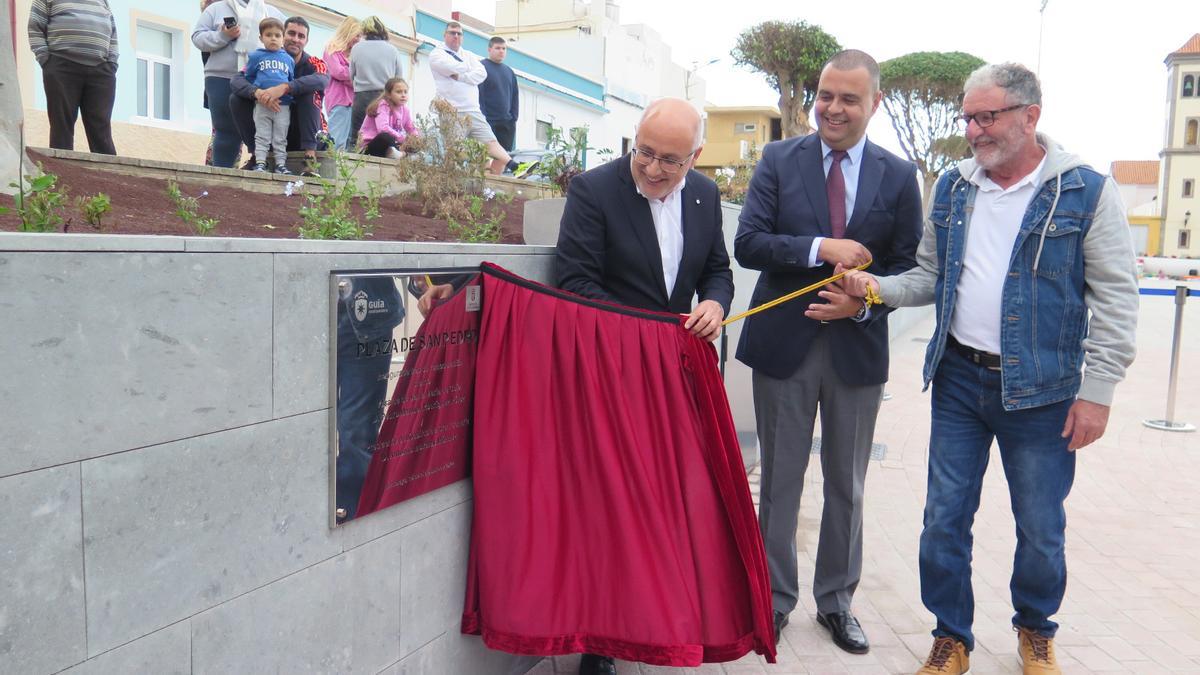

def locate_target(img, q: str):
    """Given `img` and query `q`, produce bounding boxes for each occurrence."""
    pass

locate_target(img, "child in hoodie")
[358,77,418,159]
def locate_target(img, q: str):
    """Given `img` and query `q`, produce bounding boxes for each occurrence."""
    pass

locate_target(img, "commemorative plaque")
[329,268,481,526]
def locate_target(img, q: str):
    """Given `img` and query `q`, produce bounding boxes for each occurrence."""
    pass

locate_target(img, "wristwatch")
[853,301,868,322]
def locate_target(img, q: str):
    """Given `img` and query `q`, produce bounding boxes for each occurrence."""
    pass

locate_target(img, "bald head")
[631,97,704,200]
[638,98,703,149]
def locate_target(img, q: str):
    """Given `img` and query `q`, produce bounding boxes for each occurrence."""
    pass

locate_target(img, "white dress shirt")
[950,153,1047,354]
[428,42,487,113]
[633,163,686,298]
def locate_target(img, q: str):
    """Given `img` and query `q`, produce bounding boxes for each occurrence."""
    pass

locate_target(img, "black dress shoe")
[578,653,616,675]
[816,611,869,654]
[773,610,790,645]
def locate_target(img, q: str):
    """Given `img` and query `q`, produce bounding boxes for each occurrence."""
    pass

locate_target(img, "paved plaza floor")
[536,290,1200,674]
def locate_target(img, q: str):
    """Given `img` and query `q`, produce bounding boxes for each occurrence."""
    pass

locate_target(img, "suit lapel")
[798,135,832,236]
[848,141,883,233]
[618,157,669,303]
[672,177,703,307]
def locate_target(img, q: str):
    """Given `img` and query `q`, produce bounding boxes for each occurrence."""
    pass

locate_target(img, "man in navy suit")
[735,50,922,654]
[556,97,734,341]
[554,97,733,675]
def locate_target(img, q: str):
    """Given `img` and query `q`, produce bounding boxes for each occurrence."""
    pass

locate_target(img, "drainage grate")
[811,436,888,461]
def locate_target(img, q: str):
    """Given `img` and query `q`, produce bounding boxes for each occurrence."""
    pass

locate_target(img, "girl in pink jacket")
[358,77,418,159]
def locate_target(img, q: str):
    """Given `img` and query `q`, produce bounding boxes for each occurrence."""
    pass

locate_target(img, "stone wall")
[0,234,552,675]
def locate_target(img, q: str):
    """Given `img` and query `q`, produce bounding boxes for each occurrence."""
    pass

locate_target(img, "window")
[1180,230,1191,249]
[734,122,757,134]
[136,24,176,121]
[1185,179,1195,198]
[1185,74,1196,98]
[739,139,749,159]
[1187,119,1199,147]
[536,120,552,146]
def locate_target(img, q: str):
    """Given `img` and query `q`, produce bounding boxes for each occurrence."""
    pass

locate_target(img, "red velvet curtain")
[356,275,481,518]
[462,263,775,666]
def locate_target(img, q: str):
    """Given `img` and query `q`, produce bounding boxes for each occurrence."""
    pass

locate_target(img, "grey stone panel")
[191,532,402,675]
[81,412,340,654]
[387,629,540,675]
[398,501,472,657]
[339,480,470,551]
[0,465,86,675]
[0,251,274,477]
[522,198,567,246]
[0,232,187,252]
[61,622,189,675]
[439,630,540,675]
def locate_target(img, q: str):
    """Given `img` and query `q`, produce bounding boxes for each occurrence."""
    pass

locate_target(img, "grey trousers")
[253,103,291,166]
[753,329,883,616]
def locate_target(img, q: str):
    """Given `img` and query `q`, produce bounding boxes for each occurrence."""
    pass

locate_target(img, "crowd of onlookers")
[29,0,527,176]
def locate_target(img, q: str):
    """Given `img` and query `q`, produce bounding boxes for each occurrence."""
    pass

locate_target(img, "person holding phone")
[192,0,285,168]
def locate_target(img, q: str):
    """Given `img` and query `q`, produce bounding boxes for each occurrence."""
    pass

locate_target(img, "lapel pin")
[695,199,700,204]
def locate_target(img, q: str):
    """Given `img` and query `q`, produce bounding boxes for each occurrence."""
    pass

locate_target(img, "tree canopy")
[732,21,840,138]
[879,51,985,203]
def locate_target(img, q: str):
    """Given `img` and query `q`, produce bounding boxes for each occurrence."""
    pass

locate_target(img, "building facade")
[11,0,607,167]
[493,0,707,163]
[695,105,781,177]
[1160,33,1200,257]
[1110,160,1162,255]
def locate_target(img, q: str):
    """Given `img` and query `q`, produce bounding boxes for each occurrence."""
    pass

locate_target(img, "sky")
[452,0,1200,171]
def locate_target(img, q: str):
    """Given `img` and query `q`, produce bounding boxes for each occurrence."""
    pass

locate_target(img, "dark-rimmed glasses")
[630,147,696,175]
[958,104,1026,128]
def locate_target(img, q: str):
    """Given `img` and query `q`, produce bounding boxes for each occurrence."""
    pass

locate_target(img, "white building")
[493,0,707,162]
[1160,33,1200,256]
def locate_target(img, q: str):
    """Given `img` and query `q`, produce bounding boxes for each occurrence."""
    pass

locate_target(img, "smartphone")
[223,16,237,29]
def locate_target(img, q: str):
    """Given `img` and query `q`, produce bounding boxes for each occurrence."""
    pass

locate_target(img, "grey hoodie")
[877,133,1138,406]
[191,0,285,80]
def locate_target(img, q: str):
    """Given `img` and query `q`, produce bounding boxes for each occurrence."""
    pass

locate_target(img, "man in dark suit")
[734,50,922,655]
[554,98,733,675]
[556,97,733,342]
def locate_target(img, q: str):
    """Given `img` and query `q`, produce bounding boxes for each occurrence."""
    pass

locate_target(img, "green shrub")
[297,151,382,240]
[8,163,69,232]
[166,180,218,236]
[77,192,112,229]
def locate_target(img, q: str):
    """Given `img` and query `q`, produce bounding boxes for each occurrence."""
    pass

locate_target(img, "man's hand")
[819,238,871,268]
[221,24,241,40]
[1061,399,1110,451]
[418,283,455,318]
[804,282,863,322]
[261,83,290,104]
[839,265,881,299]
[684,300,724,342]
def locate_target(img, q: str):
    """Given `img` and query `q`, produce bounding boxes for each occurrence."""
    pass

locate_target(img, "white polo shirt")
[950,153,1047,354]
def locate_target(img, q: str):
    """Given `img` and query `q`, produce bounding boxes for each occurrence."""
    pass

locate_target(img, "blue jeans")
[204,76,242,168]
[327,105,351,150]
[920,347,1076,651]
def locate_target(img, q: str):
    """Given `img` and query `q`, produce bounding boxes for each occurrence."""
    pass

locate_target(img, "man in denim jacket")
[843,63,1137,675]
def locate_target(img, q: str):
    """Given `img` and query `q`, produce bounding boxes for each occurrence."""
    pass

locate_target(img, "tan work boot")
[1016,626,1061,674]
[915,636,970,674]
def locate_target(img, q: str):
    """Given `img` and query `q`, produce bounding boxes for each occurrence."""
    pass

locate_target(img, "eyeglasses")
[446,30,463,36]
[958,104,1027,128]
[630,147,695,175]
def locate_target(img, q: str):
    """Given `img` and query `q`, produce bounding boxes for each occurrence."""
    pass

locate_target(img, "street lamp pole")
[1037,0,1049,75]
[685,58,720,102]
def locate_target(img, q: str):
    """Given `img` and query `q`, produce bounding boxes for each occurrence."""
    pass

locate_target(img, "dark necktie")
[827,150,847,239]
